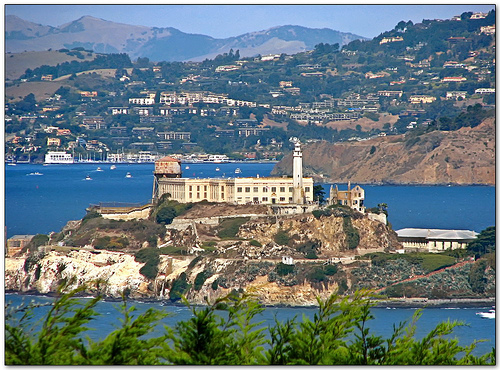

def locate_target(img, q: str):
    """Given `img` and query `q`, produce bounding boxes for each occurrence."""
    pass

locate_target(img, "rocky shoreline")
[6,290,495,309]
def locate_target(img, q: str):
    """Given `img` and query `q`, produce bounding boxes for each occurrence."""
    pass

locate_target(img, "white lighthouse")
[290,137,304,204]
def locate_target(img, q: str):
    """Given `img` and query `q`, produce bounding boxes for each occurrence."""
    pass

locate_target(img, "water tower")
[152,156,182,202]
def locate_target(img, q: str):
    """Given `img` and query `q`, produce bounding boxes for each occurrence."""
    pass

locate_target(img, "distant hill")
[272,117,495,185]
[5,15,368,62]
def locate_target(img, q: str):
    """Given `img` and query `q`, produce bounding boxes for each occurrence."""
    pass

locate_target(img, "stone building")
[328,182,365,213]
[152,138,314,206]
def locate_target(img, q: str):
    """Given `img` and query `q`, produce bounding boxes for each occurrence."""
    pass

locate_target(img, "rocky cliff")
[272,118,495,185]
[5,206,400,305]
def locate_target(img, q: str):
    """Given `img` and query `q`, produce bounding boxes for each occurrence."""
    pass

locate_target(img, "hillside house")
[328,183,365,213]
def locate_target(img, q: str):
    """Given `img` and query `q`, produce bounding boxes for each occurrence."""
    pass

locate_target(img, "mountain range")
[5,15,368,62]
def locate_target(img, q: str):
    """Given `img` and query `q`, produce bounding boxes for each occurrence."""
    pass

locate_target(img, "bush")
[217,217,250,239]
[194,271,211,291]
[307,267,326,283]
[273,229,290,246]
[249,240,262,247]
[170,272,190,301]
[135,248,160,279]
[275,262,294,276]
[324,264,338,276]
[343,217,360,250]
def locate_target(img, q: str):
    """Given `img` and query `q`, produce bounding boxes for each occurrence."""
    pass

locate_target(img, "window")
[280,187,285,192]
[263,187,268,193]
[289,197,293,202]
[253,187,259,192]
[305,187,310,192]
[204,185,207,191]
[197,192,200,199]
[245,187,251,192]
[237,187,243,192]
[253,197,259,202]
[189,185,193,191]
[289,187,293,192]
[271,187,277,192]
[204,192,207,198]
[197,185,200,191]
[262,197,268,202]
[280,197,286,202]
[221,186,224,191]
[189,192,192,199]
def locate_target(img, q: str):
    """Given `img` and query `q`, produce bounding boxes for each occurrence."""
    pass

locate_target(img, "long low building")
[154,175,314,205]
[396,228,478,253]
[152,138,314,206]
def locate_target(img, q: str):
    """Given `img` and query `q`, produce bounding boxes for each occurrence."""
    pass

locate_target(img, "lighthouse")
[290,137,304,204]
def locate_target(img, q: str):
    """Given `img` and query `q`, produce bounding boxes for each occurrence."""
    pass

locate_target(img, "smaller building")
[396,228,478,253]
[6,235,35,256]
[328,182,365,213]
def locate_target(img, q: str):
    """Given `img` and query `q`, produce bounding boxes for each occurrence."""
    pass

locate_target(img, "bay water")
[4,162,496,356]
[5,162,495,238]
[5,293,495,356]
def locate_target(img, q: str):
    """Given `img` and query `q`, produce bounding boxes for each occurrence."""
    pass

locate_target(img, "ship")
[44,151,74,164]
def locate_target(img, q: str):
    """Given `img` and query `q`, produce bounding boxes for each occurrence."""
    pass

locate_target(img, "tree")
[313,185,326,204]
[467,226,495,257]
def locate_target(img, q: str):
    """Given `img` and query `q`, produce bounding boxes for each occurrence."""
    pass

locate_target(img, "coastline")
[6,290,495,309]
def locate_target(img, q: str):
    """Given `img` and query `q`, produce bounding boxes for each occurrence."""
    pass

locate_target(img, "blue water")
[5,293,495,357]
[4,163,495,238]
[5,163,495,238]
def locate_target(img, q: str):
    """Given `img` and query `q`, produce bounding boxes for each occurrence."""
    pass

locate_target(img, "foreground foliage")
[5,287,495,365]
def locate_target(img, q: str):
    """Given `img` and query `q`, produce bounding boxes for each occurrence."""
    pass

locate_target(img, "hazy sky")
[5,3,495,39]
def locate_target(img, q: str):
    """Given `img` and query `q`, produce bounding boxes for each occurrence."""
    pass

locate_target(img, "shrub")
[170,272,190,301]
[273,229,290,246]
[307,267,326,283]
[275,262,294,276]
[194,271,211,291]
[249,240,262,247]
[343,217,360,250]
[324,264,338,276]
[135,248,160,279]
[217,217,250,239]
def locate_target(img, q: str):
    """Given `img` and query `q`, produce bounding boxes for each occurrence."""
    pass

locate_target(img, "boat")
[215,167,220,171]
[476,308,495,319]
[235,168,241,174]
[185,166,190,170]
[85,175,92,181]
[28,172,43,176]
[125,172,132,178]
[44,151,74,164]
[110,165,116,170]
[7,163,16,166]
[96,167,103,172]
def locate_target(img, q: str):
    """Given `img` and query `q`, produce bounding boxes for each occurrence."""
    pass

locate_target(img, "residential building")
[6,235,35,257]
[410,95,436,104]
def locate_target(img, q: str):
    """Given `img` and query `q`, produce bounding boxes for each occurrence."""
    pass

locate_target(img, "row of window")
[236,186,310,193]
[237,196,293,203]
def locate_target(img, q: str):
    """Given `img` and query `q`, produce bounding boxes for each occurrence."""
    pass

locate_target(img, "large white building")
[152,138,314,205]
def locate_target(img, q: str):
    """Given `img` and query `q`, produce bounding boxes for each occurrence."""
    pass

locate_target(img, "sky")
[4,3,495,39]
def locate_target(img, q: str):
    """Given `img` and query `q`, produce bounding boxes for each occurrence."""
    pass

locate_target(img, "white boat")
[185,166,190,170]
[125,172,132,178]
[476,308,495,319]
[110,165,116,170]
[28,172,43,176]
[96,167,103,172]
[235,168,241,174]
[85,175,92,181]
[44,151,74,164]
[215,167,220,171]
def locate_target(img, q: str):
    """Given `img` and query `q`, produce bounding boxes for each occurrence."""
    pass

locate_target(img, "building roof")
[157,156,181,163]
[396,228,478,240]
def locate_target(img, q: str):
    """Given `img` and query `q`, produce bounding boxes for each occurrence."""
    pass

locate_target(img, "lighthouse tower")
[290,137,304,204]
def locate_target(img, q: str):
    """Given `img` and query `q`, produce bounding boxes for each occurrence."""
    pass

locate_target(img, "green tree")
[313,185,326,204]
[467,226,495,257]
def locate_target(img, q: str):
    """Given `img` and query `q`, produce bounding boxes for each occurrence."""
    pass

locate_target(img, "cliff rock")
[272,118,495,185]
